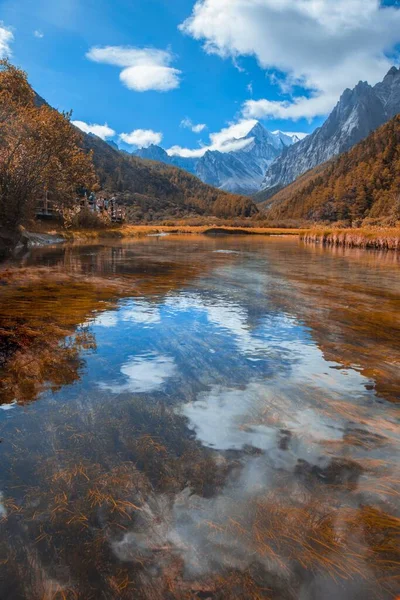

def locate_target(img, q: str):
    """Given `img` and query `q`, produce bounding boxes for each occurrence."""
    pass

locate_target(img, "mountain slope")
[136,145,197,175]
[196,123,294,194]
[136,123,300,195]
[82,134,258,220]
[262,66,400,191]
[33,89,257,221]
[262,115,400,224]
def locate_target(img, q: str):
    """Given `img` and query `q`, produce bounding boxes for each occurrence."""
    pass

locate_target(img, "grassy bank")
[48,224,307,241]
[39,223,400,250]
[301,227,400,251]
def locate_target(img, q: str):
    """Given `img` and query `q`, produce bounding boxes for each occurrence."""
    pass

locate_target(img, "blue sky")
[1,0,400,156]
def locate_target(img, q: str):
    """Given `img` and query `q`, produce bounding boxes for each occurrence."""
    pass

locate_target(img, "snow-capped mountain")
[136,122,301,195]
[262,66,400,191]
[195,122,297,194]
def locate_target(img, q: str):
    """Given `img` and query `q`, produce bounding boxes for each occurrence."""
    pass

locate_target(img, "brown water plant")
[0,267,135,404]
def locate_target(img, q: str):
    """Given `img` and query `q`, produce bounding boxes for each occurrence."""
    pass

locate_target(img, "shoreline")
[61,225,307,241]
[0,229,66,256]
[59,224,400,251]
[3,225,400,252]
[301,228,400,251]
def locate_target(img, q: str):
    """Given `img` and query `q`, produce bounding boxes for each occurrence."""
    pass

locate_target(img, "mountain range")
[35,64,400,224]
[94,62,400,225]
[134,66,400,204]
[82,133,258,221]
[262,113,400,225]
[260,66,400,195]
[135,125,302,195]
[33,93,259,221]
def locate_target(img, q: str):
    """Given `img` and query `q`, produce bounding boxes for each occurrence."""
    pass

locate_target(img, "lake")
[0,235,399,600]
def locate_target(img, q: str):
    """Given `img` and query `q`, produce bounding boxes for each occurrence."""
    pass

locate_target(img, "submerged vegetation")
[0,267,133,403]
[0,237,399,598]
[1,391,399,599]
[1,381,399,599]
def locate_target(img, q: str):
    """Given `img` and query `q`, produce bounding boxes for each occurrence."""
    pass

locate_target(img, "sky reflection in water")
[0,236,399,599]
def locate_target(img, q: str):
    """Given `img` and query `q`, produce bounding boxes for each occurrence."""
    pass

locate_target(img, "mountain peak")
[135,144,169,161]
[385,66,399,78]
[355,80,369,90]
[248,121,266,134]
[262,66,400,191]
[245,121,270,141]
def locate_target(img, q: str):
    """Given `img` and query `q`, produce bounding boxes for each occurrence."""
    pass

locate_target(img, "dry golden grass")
[301,226,400,250]
[56,224,307,241]
[41,222,400,251]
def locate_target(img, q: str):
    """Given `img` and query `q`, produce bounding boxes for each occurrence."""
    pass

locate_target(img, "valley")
[1,6,400,600]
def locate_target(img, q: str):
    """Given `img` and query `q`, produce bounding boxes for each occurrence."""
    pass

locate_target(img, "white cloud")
[92,311,118,328]
[72,120,116,140]
[0,400,17,411]
[86,46,182,92]
[167,118,257,157]
[180,117,207,133]
[120,128,163,148]
[180,0,400,120]
[167,145,207,158]
[192,123,206,133]
[121,301,161,325]
[168,119,308,158]
[34,30,44,39]
[99,353,176,394]
[209,119,256,147]
[0,24,13,58]
[242,95,336,120]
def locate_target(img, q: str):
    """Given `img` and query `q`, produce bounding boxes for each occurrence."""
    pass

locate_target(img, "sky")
[1,0,400,156]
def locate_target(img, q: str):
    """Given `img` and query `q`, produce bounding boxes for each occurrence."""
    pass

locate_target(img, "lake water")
[0,235,399,600]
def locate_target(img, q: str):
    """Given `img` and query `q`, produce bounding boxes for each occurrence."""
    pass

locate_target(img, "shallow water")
[0,236,399,599]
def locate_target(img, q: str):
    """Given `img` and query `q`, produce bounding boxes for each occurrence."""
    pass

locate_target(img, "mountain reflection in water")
[0,236,399,600]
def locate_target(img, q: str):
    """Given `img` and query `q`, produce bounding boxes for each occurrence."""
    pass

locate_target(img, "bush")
[70,208,107,229]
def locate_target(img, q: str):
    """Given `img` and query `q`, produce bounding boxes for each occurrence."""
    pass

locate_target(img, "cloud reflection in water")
[99,352,177,394]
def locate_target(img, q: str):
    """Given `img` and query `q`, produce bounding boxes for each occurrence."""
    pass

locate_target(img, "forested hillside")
[0,61,95,232]
[83,134,258,221]
[33,67,259,223]
[263,115,400,225]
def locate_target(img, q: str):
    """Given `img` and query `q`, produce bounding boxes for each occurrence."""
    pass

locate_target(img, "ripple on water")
[0,236,399,599]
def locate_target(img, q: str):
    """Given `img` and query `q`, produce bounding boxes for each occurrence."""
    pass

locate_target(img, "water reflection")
[0,236,399,599]
[100,352,177,394]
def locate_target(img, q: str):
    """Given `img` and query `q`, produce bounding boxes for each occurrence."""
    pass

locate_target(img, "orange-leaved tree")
[0,60,97,231]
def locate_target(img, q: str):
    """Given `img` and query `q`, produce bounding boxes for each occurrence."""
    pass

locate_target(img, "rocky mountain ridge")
[261,66,400,192]
[261,113,400,225]
[136,123,301,195]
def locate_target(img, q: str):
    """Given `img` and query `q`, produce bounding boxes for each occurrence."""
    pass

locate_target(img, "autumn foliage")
[264,115,400,225]
[83,131,258,221]
[0,60,96,230]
